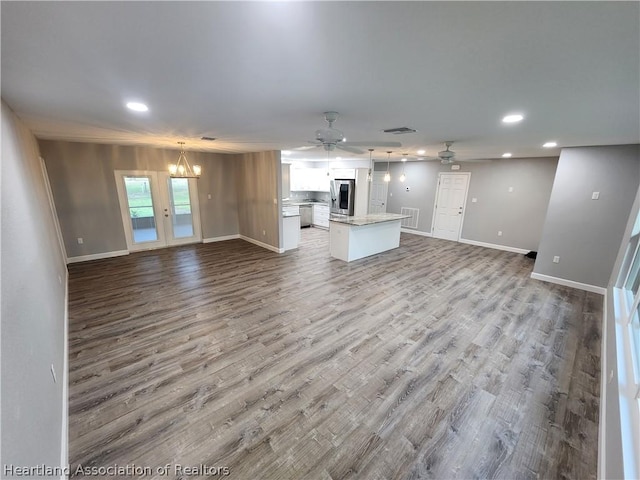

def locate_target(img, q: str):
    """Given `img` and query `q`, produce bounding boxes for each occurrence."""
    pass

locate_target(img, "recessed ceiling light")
[417,149,426,155]
[502,152,513,158]
[281,150,292,155]
[126,101,148,112]
[502,114,524,124]
[543,141,557,148]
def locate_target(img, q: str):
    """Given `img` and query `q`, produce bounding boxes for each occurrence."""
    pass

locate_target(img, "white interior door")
[115,170,202,251]
[432,172,470,241]
[369,172,389,214]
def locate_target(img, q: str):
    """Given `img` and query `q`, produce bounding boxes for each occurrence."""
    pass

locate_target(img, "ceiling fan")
[296,111,402,155]
[422,141,458,164]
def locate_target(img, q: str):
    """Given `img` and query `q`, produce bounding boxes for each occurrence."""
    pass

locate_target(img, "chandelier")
[169,142,201,178]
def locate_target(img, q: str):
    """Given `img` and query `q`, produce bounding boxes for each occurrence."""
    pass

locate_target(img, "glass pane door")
[168,178,194,239]
[123,176,159,243]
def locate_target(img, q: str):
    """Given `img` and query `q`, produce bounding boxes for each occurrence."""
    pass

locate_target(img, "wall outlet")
[207,194,212,200]
[592,191,600,200]
[553,256,560,263]
[77,237,83,244]
[262,230,266,236]
[472,198,477,203]
[497,231,502,236]
[508,186,514,193]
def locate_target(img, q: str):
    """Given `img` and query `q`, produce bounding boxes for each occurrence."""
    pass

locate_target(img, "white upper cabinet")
[291,167,330,192]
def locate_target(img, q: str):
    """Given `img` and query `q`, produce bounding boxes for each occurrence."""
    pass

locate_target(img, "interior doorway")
[431,172,471,241]
[115,170,202,251]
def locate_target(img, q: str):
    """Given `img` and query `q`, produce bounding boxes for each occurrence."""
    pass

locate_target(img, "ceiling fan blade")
[342,141,402,148]
[293,145,320,151]
[336,144,365,154]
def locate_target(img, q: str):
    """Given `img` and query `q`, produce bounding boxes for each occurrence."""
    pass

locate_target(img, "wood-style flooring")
[68,228,602,479]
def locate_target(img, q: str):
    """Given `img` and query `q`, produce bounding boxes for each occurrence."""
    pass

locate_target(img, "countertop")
[329,213,410,226]
[283,201,330,207]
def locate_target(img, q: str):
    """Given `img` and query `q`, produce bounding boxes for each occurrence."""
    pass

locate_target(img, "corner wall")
[385,157,558,251]
[1,101,68,471]
[234,151,280,251]
[533,145,640,288]
[38,140,240,258]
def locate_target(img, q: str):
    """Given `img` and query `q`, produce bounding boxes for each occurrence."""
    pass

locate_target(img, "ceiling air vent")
[383,127,417,135]
[201,136,216,141]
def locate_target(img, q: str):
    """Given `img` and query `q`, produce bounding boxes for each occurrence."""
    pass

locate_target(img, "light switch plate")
[592,192,600,200]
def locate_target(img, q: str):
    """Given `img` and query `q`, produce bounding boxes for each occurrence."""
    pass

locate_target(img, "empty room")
[1,2,639,479]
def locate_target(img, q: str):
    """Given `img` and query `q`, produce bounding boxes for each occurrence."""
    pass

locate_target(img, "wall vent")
[401,207,419,229]
[383,127,417,135]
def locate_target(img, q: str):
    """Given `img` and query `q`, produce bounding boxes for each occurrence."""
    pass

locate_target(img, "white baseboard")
[66,250,129,264]
[530,272,607,295]
[459,238,530,255]
[203,234,240,243]
[60,269,69,479]
[239,235,284,254]
[401,228,432,237]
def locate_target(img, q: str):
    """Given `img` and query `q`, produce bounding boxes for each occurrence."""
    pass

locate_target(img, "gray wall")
[235,151,280,249]
[385,157,558,251]
[39,140,240,258]
[1,101,67,469]
[534,145,640,287]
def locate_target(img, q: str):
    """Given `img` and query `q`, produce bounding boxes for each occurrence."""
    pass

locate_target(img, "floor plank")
[68,228,601,479]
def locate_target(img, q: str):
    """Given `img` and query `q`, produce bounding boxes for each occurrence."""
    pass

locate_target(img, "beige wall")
[234,151,281,249]
[39,140,240,258]
[1,101,68,469]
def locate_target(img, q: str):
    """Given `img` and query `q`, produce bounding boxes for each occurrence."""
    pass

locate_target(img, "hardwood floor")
[68,228,602,479]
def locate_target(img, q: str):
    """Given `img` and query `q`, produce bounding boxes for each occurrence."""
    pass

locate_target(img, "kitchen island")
[329,213,410,262]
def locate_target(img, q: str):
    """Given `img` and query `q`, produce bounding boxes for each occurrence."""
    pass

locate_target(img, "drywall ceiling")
[1,2,639,162]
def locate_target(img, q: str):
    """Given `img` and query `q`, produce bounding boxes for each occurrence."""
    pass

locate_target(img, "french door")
[115,170,202,251]
[432,172,470,241]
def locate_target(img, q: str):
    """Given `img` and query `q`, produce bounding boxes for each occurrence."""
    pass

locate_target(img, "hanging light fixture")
[400,153,408,182]
[367,148,374,182]
[169,142,201,178]
[384,151,392,182]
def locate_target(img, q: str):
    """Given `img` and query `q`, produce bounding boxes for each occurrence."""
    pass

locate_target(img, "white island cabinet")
[329,213,410,262]
[282,214,300,251]
[312,204,330,229]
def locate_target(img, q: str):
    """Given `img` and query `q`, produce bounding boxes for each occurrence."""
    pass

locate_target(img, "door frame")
[431,171,471,241]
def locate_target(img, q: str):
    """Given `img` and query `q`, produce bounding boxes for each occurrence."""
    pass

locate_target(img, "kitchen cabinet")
[290,167,330,192]
[313,204,330,229]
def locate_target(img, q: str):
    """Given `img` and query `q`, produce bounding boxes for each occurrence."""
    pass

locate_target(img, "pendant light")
[169,142,201,178]
[400,153,408,182]
[384,151,392,182]
[367,148,374,182]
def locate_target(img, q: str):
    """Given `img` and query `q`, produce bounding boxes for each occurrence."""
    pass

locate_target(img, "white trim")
[459,238,529,255]
[40,157,67,263]
[530,272,606,295]
[401,228,432,237]
[203,234,241,243]
[67,250,129,264]
[60,269,69,479]
[239,235,284,254]
[598,289,608,480]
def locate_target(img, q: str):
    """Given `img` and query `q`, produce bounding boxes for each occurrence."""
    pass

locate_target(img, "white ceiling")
[2,2,639,163]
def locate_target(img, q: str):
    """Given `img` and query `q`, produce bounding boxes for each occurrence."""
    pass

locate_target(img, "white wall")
[1,101,68,471]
